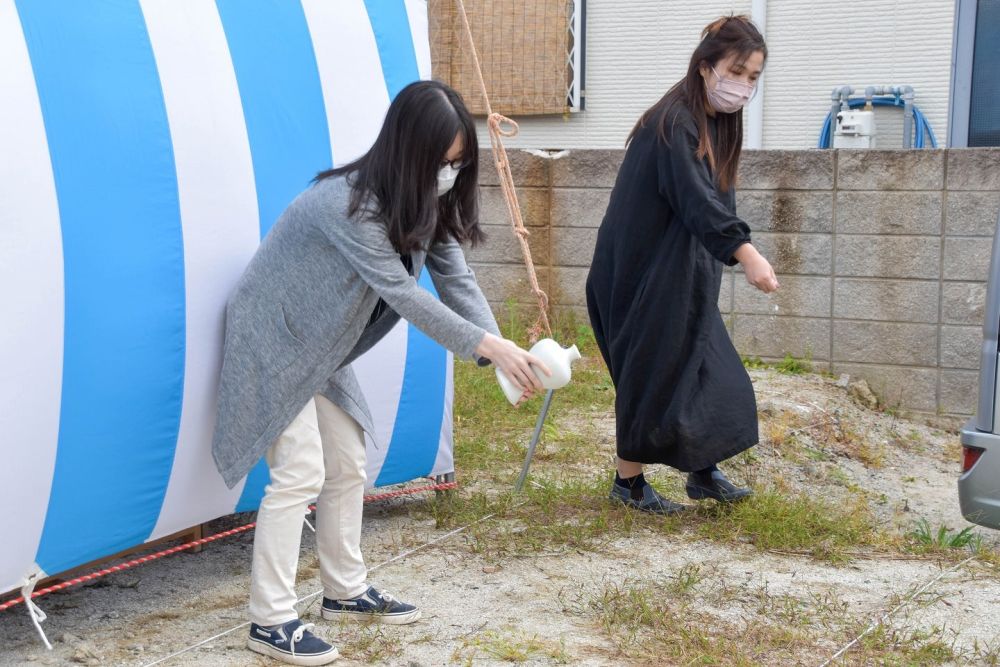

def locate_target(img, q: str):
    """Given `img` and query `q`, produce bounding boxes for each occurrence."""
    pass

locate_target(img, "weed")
[775,353,812,375]
[455,629,569,664]
[696,487,884,561]
[857,440,887,468]
[742,353,813,375]
[853,624,959,665]
[668,563,703,596]
[907,518,980,551]
[333,623,402,663]
[804,445,830,461]
[591,578,816,664]
[762,409,808,451]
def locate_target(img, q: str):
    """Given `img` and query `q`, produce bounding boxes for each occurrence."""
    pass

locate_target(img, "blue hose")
[817,97,938,148]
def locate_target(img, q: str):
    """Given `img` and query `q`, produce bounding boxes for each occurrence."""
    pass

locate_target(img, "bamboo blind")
[429,0,573,116]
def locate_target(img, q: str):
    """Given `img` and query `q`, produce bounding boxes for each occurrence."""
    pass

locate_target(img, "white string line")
[139,506,518,667]
[817,555,976,667]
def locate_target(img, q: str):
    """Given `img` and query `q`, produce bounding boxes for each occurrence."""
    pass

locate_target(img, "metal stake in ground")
[514,389,555,493]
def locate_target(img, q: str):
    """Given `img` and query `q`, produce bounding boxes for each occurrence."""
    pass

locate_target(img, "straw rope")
[455,0,552,341]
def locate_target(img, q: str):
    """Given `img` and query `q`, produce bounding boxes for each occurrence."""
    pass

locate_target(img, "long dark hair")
[315,80,483,254]
[629,15,766,192]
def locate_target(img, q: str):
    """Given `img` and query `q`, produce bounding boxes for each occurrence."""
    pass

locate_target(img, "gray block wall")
[469,148,1000,417]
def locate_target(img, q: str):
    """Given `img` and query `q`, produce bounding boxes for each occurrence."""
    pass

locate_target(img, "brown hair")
[629,15,766,192]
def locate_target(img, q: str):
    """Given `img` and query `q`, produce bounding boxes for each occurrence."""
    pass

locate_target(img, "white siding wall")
[763,0,953,149]
[477,0,954,150]
[476,0,750,149]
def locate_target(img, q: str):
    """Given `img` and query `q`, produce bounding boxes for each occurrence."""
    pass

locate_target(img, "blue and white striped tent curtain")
[0,0,454,594]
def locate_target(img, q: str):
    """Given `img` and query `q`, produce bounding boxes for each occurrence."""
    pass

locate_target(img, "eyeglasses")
[440,157,472,170]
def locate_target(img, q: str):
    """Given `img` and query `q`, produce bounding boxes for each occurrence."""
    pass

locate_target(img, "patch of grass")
[757,406,887,468]
[448,311,894,566]
[853,624,961,665]
[856,440,887,468]
[762,409,809,452]
[825,465,852,487]
[941,439,964,466]
[532,428,592,464]
[970,637,1000,665]
[668,563,704,596]
[452,316,613,483]
[695,487,887,561]
[975,544,1000,573]
[332,623,402,663]
[775,353,812,375]
[907,518,981,552]
[591,578,817,665]
[426,466,888,563]
[424,474,684,559]
[591,576,995,666]
[454,629,569,664]
[742,353,813,375]
[803,445,831,461]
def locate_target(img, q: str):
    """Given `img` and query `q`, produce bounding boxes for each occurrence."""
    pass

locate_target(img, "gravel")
[2,368,998,666]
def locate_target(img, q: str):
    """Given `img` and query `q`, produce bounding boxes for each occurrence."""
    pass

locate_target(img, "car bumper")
[959,419,1000,530]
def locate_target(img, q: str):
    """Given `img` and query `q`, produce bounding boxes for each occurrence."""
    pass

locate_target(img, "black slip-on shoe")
[685,470,752,503]
[610,481,687,515]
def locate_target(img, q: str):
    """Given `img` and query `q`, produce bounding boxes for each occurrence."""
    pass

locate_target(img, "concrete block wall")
[469,148,1000,417]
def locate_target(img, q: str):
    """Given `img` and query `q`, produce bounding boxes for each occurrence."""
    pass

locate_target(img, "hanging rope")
[454,0,552,342]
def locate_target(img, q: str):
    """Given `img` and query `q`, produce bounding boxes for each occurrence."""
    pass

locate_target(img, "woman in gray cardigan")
[213,81,548,665]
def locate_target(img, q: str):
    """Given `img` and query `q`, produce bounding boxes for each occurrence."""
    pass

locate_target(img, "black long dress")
[586,104,758,471]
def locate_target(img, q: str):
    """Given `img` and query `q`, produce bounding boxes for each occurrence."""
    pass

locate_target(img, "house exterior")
[445,0,989,151]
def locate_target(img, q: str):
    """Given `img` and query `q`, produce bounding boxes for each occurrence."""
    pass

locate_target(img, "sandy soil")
[2,369,998,666]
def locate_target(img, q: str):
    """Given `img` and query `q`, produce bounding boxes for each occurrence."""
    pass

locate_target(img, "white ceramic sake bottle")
[495,338,582,405]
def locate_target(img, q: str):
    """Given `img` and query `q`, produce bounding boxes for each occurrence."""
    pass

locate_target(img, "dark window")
[969,0,1000,146]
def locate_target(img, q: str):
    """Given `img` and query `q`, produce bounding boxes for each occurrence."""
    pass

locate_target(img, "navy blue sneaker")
[247,618,338,665]
[610,481,687,515]
[321,585,421,625]
[686,469,752,503]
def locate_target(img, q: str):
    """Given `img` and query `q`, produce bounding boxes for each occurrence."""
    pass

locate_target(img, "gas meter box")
[834,109,876,148]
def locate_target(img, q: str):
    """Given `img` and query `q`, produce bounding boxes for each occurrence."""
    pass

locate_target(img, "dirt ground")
[2,368,999,666]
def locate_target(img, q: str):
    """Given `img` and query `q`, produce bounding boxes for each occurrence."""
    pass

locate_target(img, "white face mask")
[437,163,461,196]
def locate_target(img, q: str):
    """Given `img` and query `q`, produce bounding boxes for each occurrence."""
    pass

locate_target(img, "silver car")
[959,209,1000,530]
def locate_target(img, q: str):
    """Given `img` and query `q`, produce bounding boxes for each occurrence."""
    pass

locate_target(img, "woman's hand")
[734,243,780,294]
[475,333,552,402]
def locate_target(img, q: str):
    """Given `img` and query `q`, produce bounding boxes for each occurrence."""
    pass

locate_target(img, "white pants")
[248,395,369,626]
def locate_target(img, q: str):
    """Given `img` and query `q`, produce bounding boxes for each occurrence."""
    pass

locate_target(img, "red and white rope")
[0,481,457,614]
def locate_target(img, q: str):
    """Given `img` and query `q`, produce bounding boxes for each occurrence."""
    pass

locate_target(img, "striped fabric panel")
[0,0,450,593]
[0,0,64,591]
[17,0,187,576]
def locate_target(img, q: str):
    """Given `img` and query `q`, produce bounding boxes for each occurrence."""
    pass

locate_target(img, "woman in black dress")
[586,16,779,514]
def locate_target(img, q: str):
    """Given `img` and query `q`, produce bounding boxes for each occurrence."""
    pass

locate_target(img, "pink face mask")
[706,66,755,114]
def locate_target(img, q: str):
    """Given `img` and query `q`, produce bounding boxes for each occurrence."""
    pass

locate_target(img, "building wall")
[763,0,954,149]
[469,147,1000,418]
[467,0,954,150]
